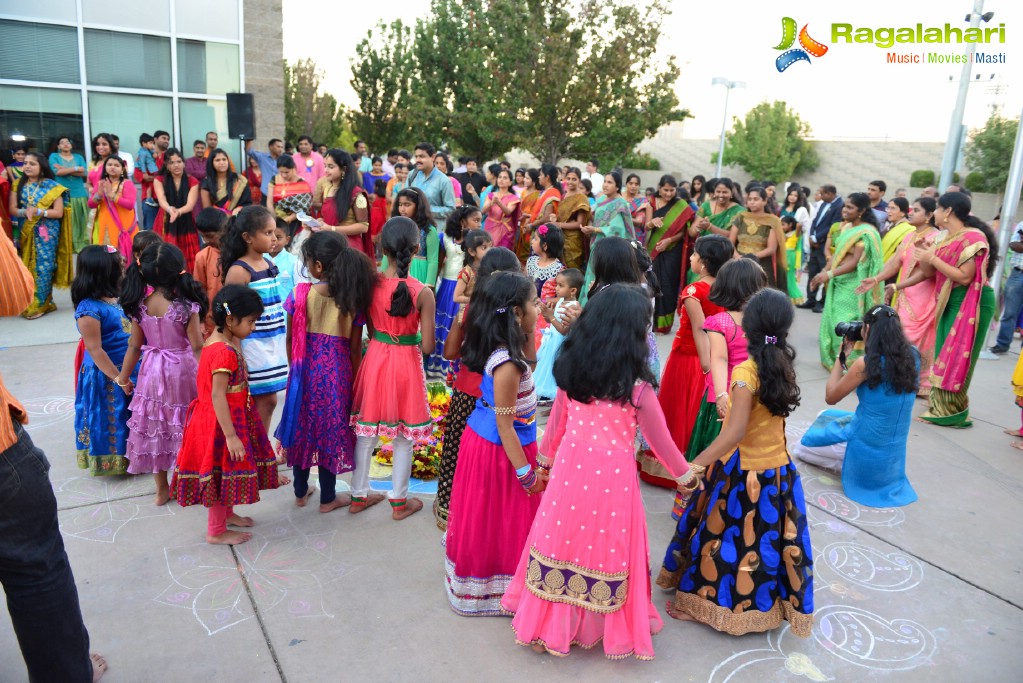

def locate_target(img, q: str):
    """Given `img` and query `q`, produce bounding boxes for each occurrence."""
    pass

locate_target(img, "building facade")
[0,0,283,168]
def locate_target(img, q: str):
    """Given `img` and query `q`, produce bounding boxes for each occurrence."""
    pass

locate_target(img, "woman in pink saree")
[857,197,940,395]
[482,168,520,249]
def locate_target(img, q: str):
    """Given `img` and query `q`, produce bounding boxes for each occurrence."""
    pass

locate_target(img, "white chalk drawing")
[800,472,906,528]
[155,520,354,635]
[813,605,937,670]
[818,542,923,593]
[57,476,173,542]
[21,395,74,428]
[709,628,833,682]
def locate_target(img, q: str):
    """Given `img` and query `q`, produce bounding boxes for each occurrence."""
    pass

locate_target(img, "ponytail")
[119,258,148,320]
[175,270,209,322]
[329,246,376,316]
[219,205,273,281]
[742,289,800,417]
[120,242,207,321]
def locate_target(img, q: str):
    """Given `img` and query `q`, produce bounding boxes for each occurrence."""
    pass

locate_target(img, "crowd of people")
[1,128,1020,677]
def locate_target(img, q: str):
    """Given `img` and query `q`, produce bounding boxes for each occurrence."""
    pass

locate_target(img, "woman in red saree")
[315,149,372,258]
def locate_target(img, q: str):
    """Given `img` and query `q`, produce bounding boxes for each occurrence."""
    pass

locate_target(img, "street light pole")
[938,0,988,191]
[712,77,745,178]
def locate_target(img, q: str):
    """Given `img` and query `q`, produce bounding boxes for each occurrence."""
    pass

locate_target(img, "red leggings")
[207,504,234,536]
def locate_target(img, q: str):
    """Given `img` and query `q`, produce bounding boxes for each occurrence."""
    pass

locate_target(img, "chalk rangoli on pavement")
[57,476,173,543]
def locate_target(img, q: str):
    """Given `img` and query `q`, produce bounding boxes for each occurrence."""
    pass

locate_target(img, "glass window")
[0,20,79,84]
[179,98,241,169]
[0,2,76,24]
[83,0,170,33]
[89,93,173,165]
[175,0,239,41]
[84,29,172,91]
[0,86,83,156]
[177,40,240,95]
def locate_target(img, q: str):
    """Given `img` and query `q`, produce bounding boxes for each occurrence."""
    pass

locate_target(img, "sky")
[282,0,1021,142]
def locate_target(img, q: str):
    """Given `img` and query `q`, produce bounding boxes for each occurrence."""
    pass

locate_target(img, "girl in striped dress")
[221,205,289,434]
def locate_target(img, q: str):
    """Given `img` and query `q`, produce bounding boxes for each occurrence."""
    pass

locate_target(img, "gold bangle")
[492,406,516,415]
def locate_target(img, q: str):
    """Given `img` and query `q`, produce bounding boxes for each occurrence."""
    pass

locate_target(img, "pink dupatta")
[930,228,989,392]
[102,193,137,257]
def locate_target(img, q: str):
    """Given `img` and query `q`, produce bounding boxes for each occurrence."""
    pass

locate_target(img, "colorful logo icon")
[774,17,828,72]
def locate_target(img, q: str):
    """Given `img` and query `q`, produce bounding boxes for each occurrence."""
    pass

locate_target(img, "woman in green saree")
[645,175,694,333]
[913,192,997,428]
[580,172,635,304]
[691,178,744,285]
[812,193,884,369]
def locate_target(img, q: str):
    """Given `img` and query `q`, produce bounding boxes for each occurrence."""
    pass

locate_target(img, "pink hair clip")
[765,335,777,345]
[105,245,117,253]
[538,224,549,236]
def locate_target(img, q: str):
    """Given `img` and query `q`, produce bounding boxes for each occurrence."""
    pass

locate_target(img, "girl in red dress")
[349,217,436,520]
[171,284,285,545]
[650,235,734,487]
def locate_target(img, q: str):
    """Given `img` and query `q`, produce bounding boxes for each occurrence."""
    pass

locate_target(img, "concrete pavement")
[1,287,1021,682]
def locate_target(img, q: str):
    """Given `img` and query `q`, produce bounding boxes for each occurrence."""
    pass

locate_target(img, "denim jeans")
[995,268,1023,349]
[141,201,159,230]
[293,466,337,505]
[0,423,92,682]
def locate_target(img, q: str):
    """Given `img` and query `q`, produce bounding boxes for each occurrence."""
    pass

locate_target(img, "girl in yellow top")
[658,288,814,638]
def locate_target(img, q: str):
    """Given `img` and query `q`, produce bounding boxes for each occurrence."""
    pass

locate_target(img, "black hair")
[297,135,314,145]
[435,152,453,175]
[784,186,809,211]
[131,230,164,265]
[845,192,880,229]
[628,240,661,297]
[580,178,594,198]
[139,133,154,144]
[553,284,657,404]
[496,168,514,188]
[525,168,541,188]
[626,173,641,186]
[461,229,492,268]
[211,284,264,332]
[889,196,910,216]
[557,268,584,297]
[371,155,383,165]
[72,245,122,307]
[380,216,420,317]
[120,242,208,322]
[301,231,376,316]
[780,215,797,228]
[746,185,767,201]
[273,217,294,242]
[485,163,502,180]
[477,246,520,278]
[694,234,734,276]
[709,258,767,311]
[862,304,918,394]
[276,154,296,170]
[91,133,115,164]
[196,207,230,234]
[445,204,482,241]
[204,148,242,196]
[913,196,937,227]
[99,155,127,182]
[691,174,707,202]
[741,289,800,417]
[539,164,560,191]
[461,271,535,374]
[415,142,436,157]
[157,148,186,183]
[466,156,477,164]
[153,130,170,139]
[587,237,641,299]
[324,148,359,222]
[192,139,205,148]
[938,192,999,278]
[535,223,565,261]
[15,153,55,202]
[605,171,623,193]
[391,187,435,252]
[219,205,275,281]
[868,179,887,193]
[657,173,678,190]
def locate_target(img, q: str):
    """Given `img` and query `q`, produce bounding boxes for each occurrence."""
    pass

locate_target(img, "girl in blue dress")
[73,245,137,475]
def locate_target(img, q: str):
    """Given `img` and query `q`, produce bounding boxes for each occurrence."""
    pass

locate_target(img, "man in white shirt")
[110,134,135,176]
[583,158,604,188]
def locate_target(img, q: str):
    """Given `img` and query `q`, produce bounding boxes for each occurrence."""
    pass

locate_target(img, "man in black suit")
[798,184,844,312]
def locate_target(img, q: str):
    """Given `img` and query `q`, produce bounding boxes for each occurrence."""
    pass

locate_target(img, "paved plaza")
[1,289,1021,682]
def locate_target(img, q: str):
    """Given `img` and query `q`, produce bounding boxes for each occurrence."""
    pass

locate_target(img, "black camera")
[834,320,864,342]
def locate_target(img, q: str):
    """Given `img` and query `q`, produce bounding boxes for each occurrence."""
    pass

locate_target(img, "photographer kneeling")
[799,304,918,507]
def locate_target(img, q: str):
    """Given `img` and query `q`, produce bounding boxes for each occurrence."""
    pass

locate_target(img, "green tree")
[284,58,350,148]
[350,20,420,152]
[965,111,1018,196]
[717,101,819,181]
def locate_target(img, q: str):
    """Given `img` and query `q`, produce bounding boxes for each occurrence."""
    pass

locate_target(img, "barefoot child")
[117,243,206,504]
[350,217,436,519]
[221,205,289,434]
[73,245,135,476]
[444,270,543,616]
[502,284,694,659]
[658,288,814,637]
[171,285,284,544]
[276,231,376,512]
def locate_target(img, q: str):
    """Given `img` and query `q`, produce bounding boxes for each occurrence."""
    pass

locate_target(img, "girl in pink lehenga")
[857,197,939,395]
[501,284,695,660]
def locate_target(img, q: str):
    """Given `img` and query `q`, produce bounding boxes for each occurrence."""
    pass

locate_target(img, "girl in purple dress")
[117,242,206,505]
[275,231,377,512]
